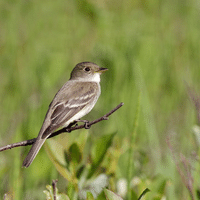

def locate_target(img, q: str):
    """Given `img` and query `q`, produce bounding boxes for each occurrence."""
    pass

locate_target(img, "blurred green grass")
[1,0,200,199]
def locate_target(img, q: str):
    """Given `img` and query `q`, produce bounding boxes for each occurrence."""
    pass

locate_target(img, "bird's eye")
[85,67,90,72]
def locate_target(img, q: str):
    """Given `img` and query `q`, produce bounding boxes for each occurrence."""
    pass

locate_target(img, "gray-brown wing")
[42,82,99,137]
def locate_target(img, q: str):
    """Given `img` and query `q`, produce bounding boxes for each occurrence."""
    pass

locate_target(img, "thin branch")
[0,102,124,152]
[52,179,58,200]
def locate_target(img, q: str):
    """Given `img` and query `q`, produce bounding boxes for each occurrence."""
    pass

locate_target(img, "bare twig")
[0,102,124,152]
[52,179,58,200]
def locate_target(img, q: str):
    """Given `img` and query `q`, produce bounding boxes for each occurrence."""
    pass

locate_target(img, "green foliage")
[86,192,95,200]
[138,188,150,200]
[104,189,123,200]
[1,0,200,199]
[88,132,116,178]
[68,143,82,165]
[44,185,70,200]
[45,132,115,199]
[43,186,150,200]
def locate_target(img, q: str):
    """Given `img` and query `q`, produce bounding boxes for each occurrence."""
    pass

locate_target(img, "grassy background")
[1,0,200,199]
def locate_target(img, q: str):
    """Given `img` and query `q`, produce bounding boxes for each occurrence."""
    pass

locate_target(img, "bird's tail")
[22,137,46,168]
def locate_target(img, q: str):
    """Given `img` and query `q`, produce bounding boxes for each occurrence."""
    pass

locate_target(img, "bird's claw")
[103,116,109,120]
[66,128,71,133]
[84,122,91,129]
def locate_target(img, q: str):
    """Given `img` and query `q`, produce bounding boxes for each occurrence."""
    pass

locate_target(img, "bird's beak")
[96,67,108,74]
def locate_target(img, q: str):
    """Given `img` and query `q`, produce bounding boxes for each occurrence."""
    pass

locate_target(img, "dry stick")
[0,102,124,152]
[52,179,58,200]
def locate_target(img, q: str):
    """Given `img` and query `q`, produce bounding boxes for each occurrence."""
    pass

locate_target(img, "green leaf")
[196,189,200,200]
[46,139,67,166]
[87,191,95,200]
[64,150,71,168]
[131,190,138,200]
[92,132,116,165]
[88,132,116,178]
[104,189,123,200]
[151,176,167,195]
[76,165,85,178]
[43,185,53,200]
[157,179,167,194]
[43,185,70,200]
[68,143,82,164]
[138,188,150,200]
[67,181,76,200]
[45,139,72,181]
[58,194,70,200]
[96,191,107,200]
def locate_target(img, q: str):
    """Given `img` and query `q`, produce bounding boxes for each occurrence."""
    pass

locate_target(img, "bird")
[22,62,108,167]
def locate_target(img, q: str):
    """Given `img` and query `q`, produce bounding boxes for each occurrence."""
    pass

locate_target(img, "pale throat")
[89,73,100,82]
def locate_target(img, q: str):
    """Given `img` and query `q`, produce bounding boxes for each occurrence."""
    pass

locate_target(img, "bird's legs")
[75,119,91,129]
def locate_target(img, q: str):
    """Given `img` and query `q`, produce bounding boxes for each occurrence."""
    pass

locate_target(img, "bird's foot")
[75,119,91,129]
[102,116,109,120]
